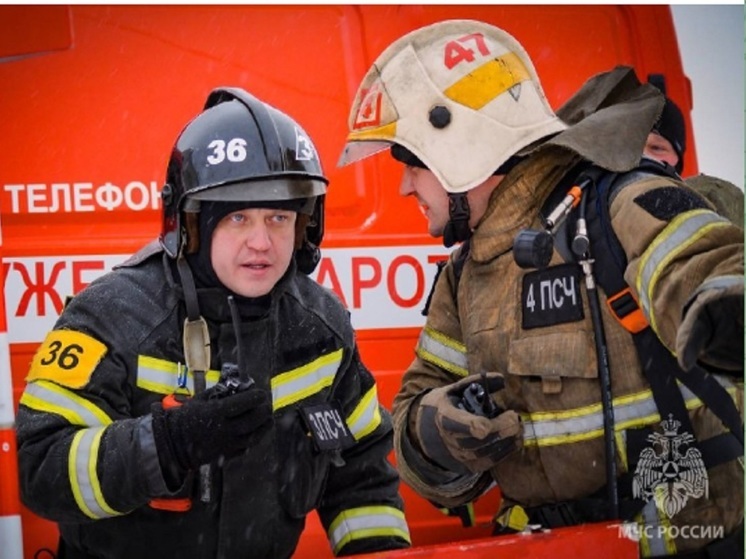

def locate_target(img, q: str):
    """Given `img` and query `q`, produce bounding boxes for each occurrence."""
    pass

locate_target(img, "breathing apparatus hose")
[575,190,619,519]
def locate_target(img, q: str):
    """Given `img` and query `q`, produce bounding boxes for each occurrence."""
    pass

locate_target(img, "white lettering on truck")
[3,246,451,343]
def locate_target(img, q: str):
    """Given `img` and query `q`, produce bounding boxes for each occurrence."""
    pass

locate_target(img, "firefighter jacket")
[392,67,744,556]
[17,243,411,559]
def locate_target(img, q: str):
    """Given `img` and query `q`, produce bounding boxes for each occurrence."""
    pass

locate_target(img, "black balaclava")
[652,97,686,174]
[185,199,306,290]
[648,76,686,174]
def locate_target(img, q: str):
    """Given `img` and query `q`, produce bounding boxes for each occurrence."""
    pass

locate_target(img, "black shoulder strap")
[421,239,471,317]
[581,165,743,458]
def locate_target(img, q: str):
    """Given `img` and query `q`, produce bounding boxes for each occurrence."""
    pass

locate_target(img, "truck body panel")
[0,5,693,558]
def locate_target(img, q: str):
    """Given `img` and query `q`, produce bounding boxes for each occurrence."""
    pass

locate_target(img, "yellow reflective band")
[521,379,736,447]
[637,506,654,557]
[69,430,94,518]
[654,487,677,556]
[416,326,469,377]
[27,330,107,389]
[272,348,343,411]
[136,355,220,395]
[20,380,112,427]
[85,429,121,518]
[346,385,382,441]
[617,430,629,472]
[636,209,730,338]
[444,51,530,110]
[496,505,529,532]
[69,428,123,519]
[329,506,411,554]
[638,491,676,557]
[346,121,397,142]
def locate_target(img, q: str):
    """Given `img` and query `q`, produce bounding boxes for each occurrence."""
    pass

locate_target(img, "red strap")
[149,498,192,512]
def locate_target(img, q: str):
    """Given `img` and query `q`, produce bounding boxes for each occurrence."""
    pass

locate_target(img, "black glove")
[151,385,272,475]
[676,282,744,372]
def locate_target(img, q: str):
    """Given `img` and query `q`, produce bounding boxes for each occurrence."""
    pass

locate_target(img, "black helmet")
[160,87,328,272]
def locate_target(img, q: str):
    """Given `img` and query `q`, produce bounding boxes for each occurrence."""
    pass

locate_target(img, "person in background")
[644,80,744,224]
[338,19,743,558]
[16,87,411,559]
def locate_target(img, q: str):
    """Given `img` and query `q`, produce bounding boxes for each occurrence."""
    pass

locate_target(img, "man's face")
[399,166,451,237]
[211,207,296,297]
[644,132,679,168]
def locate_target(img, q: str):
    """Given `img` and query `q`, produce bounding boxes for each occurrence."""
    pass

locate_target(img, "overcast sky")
[670,4,744,188]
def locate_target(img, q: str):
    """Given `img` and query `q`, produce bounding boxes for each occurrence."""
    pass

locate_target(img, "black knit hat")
[390,144,428,169]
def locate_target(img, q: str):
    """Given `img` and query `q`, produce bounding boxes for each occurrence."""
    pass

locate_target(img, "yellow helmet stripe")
[346,121,397,142]
[444,51,530,110]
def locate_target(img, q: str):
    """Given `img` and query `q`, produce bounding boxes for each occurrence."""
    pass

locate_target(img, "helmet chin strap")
[442,192,472,248]
[176,252,210,396]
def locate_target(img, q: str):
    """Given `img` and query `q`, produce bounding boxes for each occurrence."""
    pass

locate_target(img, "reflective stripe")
[638,497,676,557]
[271,348,343,411]
[20,380,112,426]
[687,274,744,305]
[416,326,468,377]
[136,355,220,395]
[346,385,381,441]
[636,210,730,335]
[0,517,23,559]
[522,376,736,447]
[444,52,530,110]
[69,427,123,519]
[328,505,411,554]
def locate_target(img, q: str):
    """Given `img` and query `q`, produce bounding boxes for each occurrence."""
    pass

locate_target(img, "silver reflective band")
[638,499,673,557]
[416,326,469,377]
[70,427,124,520]
[685,274,744,308]
[272,348,344,411]
[346,385,382,441]
[328,506,411,554]
[636,209,730,333]
[522,375,736,447]
[136,355,220,395]
[20,380,112,427]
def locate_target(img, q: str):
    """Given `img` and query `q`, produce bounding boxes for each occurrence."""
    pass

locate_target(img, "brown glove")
[413,373,522,474]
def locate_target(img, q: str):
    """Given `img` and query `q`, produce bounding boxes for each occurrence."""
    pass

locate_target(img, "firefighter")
[644,92,687,174]
[16,88,411,558]
[338,20,743,558]
[641,85,744,225]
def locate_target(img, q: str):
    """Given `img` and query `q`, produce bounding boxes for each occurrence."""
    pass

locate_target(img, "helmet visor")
[337,140,393,167]
[190,177,325,202]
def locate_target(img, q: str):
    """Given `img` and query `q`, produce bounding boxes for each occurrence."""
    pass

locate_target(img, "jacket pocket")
[276,408,332,519]
[508,330,598,395]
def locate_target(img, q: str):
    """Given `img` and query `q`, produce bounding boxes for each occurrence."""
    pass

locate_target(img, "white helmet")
[337,19,567,193]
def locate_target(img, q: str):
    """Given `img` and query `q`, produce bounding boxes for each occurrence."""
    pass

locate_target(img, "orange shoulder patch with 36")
[27,330,108,389]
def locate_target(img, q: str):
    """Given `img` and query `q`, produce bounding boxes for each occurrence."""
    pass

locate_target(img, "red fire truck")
[0,5,700,558]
